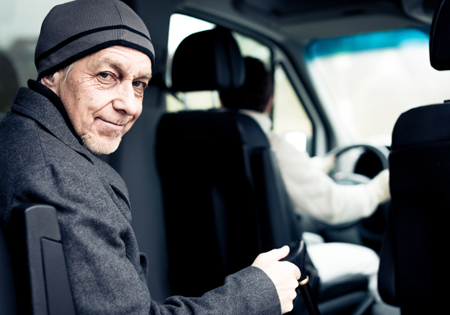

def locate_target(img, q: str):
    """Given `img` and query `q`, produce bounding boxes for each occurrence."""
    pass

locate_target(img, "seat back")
[378,1,450,313]
[379,104,450,314]
[0,219,17,314]
[8,204,75,315]
[157,110,305,295]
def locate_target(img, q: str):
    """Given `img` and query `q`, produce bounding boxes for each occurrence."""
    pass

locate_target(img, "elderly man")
[0,1,300,314]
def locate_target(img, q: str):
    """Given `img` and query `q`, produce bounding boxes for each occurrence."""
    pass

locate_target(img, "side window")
[165,14,216,112]
[0,0,68,120]
[273,64,313,152]
[234,33,271,67]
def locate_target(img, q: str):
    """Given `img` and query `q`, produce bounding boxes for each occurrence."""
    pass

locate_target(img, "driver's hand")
[311,155,336,174]
[368,169,390,204]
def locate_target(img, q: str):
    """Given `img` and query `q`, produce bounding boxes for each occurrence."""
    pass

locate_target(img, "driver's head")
[219,57,273,113]
[36,0,154,155]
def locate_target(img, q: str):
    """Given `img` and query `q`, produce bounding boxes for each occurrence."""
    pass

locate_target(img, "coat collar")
[28,80,81,142]
[11,81,95,164]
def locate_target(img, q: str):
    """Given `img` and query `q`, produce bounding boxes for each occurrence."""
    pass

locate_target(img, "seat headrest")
[430,0,450,70]
[391,103,450,150]
[171,27,245,92]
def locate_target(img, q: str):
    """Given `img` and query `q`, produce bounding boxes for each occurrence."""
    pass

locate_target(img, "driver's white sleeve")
[267,132,380,225]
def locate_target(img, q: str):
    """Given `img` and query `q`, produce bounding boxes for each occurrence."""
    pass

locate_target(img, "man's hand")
[311,154,336,174]
[368,169,390,204]
[252,246,301,314]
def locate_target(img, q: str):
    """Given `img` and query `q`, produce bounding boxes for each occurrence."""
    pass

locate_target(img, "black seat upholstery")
[157,27,372,315]
[430,0,450,71]
[3,204,76,315]
[170,27,245,92]
[378,104,450,314]
[157,109,305,285]
[378,1,450,313]
[0,218,17,314]
[157,109,321,315]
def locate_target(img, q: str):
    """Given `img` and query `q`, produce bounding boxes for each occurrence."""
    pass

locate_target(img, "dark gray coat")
[0,84,280,314]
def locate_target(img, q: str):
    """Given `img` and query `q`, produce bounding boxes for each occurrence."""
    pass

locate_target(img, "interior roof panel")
[280,14,424,40]
[177,0,427,44]
[233,0,403,17]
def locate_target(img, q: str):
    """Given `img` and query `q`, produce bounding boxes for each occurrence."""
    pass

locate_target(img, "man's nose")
[113,83,140,116]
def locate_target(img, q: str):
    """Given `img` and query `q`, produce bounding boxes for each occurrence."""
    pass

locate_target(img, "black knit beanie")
[35,0,155,80]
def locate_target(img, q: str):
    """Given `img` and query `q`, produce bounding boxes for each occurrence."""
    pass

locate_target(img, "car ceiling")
[173,0,439,45]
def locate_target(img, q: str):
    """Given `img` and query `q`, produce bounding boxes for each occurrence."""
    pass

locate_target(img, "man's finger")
[263,245,290,261]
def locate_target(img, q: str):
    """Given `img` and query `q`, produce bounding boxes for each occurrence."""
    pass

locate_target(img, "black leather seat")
[0,217,17,314]
[378,1,450,314]
[1,204,75,315]
[157,27,372,315]
[157,109,310,286]
[170,27,244,93]
[379,105,450,315]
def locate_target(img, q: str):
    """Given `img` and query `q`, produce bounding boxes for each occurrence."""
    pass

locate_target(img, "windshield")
[306,27,450,146]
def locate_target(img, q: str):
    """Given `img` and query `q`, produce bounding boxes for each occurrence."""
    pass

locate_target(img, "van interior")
[1,0,449,314]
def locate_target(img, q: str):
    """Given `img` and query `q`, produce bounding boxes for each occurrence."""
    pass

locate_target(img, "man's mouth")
[98,118,127,132]
[102,117,128,125]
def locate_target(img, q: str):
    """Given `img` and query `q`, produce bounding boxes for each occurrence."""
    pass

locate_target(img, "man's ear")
[40,72,62,95]
[264,96,274,115]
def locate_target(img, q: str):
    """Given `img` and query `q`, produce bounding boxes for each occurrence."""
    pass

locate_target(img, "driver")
[220,57,391,301]
[220,57,390,226]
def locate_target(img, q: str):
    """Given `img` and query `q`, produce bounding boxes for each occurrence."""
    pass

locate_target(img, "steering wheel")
[326,144,389,185]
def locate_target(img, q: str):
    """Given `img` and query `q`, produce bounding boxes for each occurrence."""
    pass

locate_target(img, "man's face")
[55,46,152,154]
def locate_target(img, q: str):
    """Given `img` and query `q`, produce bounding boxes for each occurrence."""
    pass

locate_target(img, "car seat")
[157,27,372,315]
[0,217,17,314]
[0,204,75,315]
[377,0,450,314]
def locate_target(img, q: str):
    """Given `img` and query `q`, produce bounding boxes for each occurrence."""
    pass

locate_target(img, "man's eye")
[133,81,146,88]
[99,72,112,79]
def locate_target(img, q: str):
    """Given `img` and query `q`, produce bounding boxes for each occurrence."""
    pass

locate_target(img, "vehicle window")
[165,14,216,112]
[0,0,68,120]
[273,64,313,152]
[306,27,450,145]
